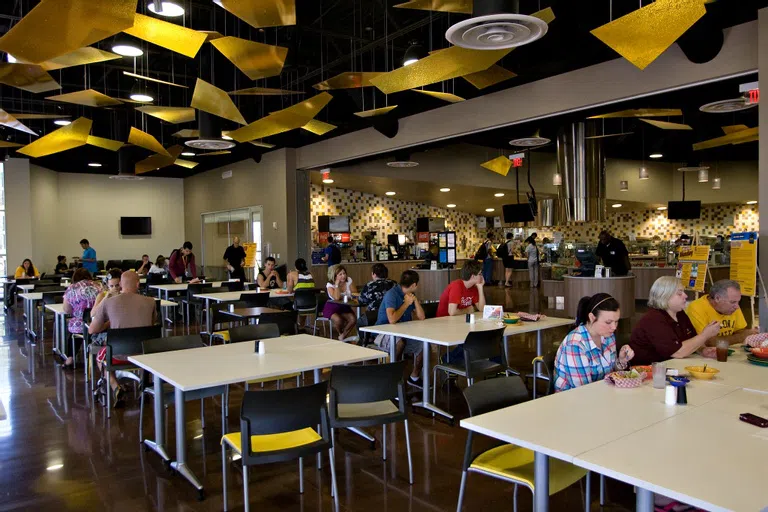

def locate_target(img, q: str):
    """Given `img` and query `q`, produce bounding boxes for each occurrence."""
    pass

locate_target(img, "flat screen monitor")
[438,249,448,264]
[120,217,152,236]
[575,249,598,270]
[502,203,535,223]
[328,215,350,233]
[667,201,701,220]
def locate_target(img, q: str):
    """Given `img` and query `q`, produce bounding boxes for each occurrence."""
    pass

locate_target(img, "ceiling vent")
[509,130,550,147]
[699,97,756,114]
[110,146,145,181]
[446,0,548,50]
[185,111,236,150]
[386,152,419,168]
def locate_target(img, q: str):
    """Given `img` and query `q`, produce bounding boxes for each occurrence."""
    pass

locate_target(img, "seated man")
[436,260,487,363]
[685,279,757,346]
[89,271,157,407]
[375,270,426,388]
[358,263,396,321]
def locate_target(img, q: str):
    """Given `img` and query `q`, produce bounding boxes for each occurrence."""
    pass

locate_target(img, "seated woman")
[323,265,358,342]
[148,255,168,276]
[554,293,634,392]
[15,258,40,279]
[286,258,315,293]
[257,257,284,289]
[60,268,103,368]
[55,255,69,275]
[629,276,720,365]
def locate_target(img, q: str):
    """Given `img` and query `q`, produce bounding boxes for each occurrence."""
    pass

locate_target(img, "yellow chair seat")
[470,444,587,495]
[337,400,399,419]
[213,330,230,342]
[221,427,322,454]
[247,372,302,385]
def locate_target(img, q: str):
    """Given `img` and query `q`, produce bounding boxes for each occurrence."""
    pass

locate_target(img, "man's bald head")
[121,271,140,293]
[233,236,240,246]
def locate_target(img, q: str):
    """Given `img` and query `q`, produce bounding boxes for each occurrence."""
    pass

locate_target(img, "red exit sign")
[512,157,524,167]
[748,89,759,104]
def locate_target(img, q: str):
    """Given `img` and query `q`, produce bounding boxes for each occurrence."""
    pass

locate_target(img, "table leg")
[161,306,168,337]
[144,373,171,463]
[205,298,212,334]
[52,314,59,356]
[413,340,453,420]
[534,451,549,512]
[59,314,66,356]
[171,386,204,493]
[635,488,654,512]
[536,330,542,357]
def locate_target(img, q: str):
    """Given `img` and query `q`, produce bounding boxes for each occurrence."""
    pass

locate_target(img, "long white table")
[360,314,574,420]
[193,289,295,333]
[461,353,768,512]
[149,280,232,301]
[19,291,65,339]
[129,334,386,495]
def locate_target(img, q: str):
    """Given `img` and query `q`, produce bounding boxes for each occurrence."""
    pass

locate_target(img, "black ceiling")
[0,0,764,178]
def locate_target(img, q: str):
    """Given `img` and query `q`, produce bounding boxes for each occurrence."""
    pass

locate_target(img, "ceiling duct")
[556,122,606,222]
[185,110,235,150]
[536,198,562,227]
[676,8,723,65]
[110,145,145,181]
[445,0,548,50]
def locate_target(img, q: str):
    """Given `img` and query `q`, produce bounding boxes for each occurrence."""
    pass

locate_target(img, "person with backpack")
[474,232,496,285]
[322,235,342,267]
[498,232,516,287]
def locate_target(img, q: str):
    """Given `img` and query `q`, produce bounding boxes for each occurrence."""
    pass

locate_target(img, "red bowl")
[750,348,768,359]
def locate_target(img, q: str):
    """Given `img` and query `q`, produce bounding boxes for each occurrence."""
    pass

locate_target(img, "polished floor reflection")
[0,285,639,511]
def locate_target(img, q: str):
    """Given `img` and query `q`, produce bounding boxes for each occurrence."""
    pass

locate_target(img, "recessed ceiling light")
[221,134,233,140]
[447,204,456,208]
[46,464,64,471]
[112,44,143,57]
[612,203,622,208]
[385,191,396,196]
[485,208,495,212]
[700,97,757,114]
[746,200,758,205]
[657,206,667,211]
[180,152,195,157]
[147,1,185,17]
[129,93,153,102]
[649,153,663,159]
[439,188,451,192]
[322,179,334,184]
[53,120,71,126]
[88,163,102,167]
[494,192,505,197]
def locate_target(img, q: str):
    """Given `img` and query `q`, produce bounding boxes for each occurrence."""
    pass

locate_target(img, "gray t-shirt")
[93,292,157,329]
[525,243,539,264]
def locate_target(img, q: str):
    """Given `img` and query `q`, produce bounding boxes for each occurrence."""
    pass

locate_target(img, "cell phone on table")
[739,413,768,428]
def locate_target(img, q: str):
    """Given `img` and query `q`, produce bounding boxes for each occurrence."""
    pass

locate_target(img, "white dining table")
[360,314,574,420]
[128,334,386,496]
[148,280,234,301]
[193,289,295,333]
[19,291,65,339]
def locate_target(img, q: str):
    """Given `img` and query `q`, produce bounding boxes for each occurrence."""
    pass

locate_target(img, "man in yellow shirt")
[685,279,756,345]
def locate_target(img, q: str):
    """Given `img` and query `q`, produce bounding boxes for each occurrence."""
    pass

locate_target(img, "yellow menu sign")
[678,245,710,262]
[730,233,758,297]
[242,242,258,268]
[676,245,710,292]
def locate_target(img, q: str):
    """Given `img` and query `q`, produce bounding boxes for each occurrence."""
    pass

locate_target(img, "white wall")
[5,161,185,274]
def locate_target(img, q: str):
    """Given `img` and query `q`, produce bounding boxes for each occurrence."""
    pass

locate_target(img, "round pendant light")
[697,169,709,183]
[402,42,427,67]
[112,43,143,57]
[147,1,185,17]
[620,180,629,192]
[711,177,721,190]
[638,167,649,180]
[552,173,562,186]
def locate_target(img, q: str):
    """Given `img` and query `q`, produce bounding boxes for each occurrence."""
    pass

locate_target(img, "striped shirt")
[554,324,624,392]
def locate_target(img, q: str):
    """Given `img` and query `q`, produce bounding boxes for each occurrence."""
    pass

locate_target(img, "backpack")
[474,241,488,261]
[496,241,509,259]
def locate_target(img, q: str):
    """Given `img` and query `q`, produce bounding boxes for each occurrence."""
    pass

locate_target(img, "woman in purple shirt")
[60,268,103,369]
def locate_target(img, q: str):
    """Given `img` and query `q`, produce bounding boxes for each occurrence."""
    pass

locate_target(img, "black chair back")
[186,283,207,300]
[97,261,105,271]
[42,291,64,305]
[240,292,269,307]
[293,289,318,311]
[259,310,298,335]
[228,323,280,343]
[36,286,66,293]
[461,376,530,417]
[222,281,244,292]
[533,351,557,397]
[210,301,247,328]
[15,278,31,286]
[105,325,162,368]
[48,276,62,285]
[105,260,121,271]
[143,334,206,354]
[330,360,406,405]
[239,382,331,464]
[462,327,505,378]
[421,301,439,319]
[121,260,137,272]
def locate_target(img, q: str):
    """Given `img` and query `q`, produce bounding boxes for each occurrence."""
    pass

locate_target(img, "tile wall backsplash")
[310,185,759,253]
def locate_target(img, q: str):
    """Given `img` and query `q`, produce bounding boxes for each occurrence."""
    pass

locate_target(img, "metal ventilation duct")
[537,198,561,227]
[556,122,606,222]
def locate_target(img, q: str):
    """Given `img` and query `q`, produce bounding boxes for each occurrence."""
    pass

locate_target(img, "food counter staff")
[595,230,630,276]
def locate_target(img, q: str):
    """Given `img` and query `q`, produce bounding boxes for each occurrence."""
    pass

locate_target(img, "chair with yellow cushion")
[208,301,249,345]
[457,376,591,512]
[221,382,338,512]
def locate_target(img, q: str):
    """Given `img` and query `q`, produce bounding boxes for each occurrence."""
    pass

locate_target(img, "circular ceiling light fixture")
[612,203,622,208]
[446,12,548,50]
[186,111,236,150]
[147,1,185,17]
[385,191,396,196]
[649,153,663,159]
[657,206,667,211]
[387,152,419,168]
[447,204,456,208]
[110,173,145,181]
[746,200,758,205]
[221,134,233,140]
[699,97,757,114]
[112,43,143,57]
[88,163,102,167]
[402,41,428,67]
[54,119,71,126]
[180,151,195,157]
[494,192,505,197]
[509,130,550,147]
[485,208,495,212]
[129,92,153,102]
[440,187,451,192]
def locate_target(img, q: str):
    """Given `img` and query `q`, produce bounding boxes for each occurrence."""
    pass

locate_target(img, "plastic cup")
[652,362,667,389]
[716,339,729,362]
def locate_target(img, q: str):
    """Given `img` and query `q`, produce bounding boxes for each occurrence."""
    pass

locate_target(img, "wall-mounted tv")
[120,217,152,236]
[502,203,535,223]
[667,201,701,220]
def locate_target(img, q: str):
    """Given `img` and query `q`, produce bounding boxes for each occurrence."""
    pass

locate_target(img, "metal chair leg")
[600,474,605,506]
[456,471,468,512]
[242,464,249,512]
[139,392,145,443]
[585,471,592,512]
[514,484,519,512]
[221,393,226,435]
[432,366,439,404]
[200,398,205,429]
[329,449,339,511]
[106,370,112,418]
[404,419,413,485]
[299,457,304,494]
[222,443,228,511]
[382,424,387,461]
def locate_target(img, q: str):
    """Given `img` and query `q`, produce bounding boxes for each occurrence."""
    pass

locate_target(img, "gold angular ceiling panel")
[136,106,196,124]
[249,141,276,148]
[172,129,198,138]
[229,87,303,96]
[0,141,23,148]
[640,119,693,130]
[46,89,123,107]
[412,90,465,103]
[0,109,39,136]
[124,71,188,89]
[174,159,199,169]
[29,47,121,71]
[481,156,513,177]
[217,0,296,29]
[136,145,184,174]
[198,150,232,156]
[462,65,517,90]
[17,117,92,158]
[124,14,207,59]
[588,108,682,119]
[722,125,749,134]
[301,119,337,136]
[9,113,70,120]
[210,37,288,81]
[585,132,634,140]
[0,0,136,64]
[393,0,473,14]
[230,92,333,142]
[128,127,171,157]
[313,72,384,91]
[0,64,60,93]
[693,127,759,151]
[354,106,398,118]
[86,135,124,151]
[590,0,707,70]
[199,30,224,42]
[191,79,247,126]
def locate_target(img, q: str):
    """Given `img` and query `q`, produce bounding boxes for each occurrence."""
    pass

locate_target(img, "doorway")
[200,206,262,281]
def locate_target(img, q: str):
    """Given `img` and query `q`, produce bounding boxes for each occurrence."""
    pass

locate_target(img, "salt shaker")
[664,384,677,405]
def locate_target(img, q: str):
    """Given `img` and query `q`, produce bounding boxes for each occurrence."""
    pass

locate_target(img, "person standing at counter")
[322,236,342,266]
[324,265,358,342]
[358,263,396,314]
[223,236,247,281]
[595,230,630,276]
[498,233,515,287]
[525,233,539,288]
[629,277,721,365]
[685,279,756,345]
[474,232,496,284]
